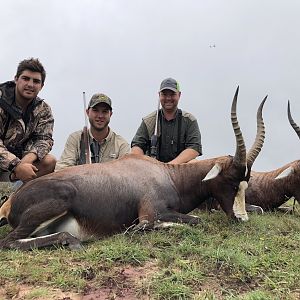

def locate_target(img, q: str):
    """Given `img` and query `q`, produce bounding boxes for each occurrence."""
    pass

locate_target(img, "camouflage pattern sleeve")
[23,102,54,160]
[0,140,21,171]
[0,108,21,171]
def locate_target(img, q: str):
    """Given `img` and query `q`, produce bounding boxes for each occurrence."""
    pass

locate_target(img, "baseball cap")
[88,93,112,109]
[159,78,180,92]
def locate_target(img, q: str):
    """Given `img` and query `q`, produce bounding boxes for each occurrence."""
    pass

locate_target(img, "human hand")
[13,162,38,182]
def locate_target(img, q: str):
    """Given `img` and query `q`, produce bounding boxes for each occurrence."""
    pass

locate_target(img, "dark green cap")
[159,78,180,92]
[88,93,112,109]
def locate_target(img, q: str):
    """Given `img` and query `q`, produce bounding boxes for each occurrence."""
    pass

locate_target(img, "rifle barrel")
[82,92,92,164]
[150,97,161,158]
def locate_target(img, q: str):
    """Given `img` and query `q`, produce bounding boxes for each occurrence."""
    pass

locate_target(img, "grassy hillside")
[0,195,299,299]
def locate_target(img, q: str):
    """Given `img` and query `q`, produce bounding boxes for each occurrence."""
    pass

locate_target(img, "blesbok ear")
[202,163,222,182]
[275,166,294,180]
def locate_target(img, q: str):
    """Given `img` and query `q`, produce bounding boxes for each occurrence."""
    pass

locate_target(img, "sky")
[1,0,300,171]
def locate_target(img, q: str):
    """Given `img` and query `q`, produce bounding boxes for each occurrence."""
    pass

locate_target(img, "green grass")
[0,197,299,299]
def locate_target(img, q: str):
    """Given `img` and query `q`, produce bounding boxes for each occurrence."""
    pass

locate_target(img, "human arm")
[130,146,145,155]
[168,148,199,164]
[0,110,37,181]
[11,103,54,181]
[130,120,150,155]
[0,148,37,182]
[23,102,54,161]
[12,153,39,181]
[0,110,21,172]
[55,131,81,171]
[118,140,131,158]
[169,116,202,164]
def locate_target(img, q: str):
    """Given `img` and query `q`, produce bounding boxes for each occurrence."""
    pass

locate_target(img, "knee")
[38,154,57,174]
[45,154,56,167]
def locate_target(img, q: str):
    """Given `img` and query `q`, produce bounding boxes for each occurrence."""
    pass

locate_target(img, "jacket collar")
[88,127,112,144]
[0,81,42,119]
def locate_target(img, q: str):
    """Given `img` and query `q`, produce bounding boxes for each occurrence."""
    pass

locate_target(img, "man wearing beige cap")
[131,78,202,164]
[55,93,130,170]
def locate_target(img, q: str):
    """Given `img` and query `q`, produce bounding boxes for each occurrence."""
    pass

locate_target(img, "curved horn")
[288,101,300,139]
[232,86,246,166]
[246,95,267,168]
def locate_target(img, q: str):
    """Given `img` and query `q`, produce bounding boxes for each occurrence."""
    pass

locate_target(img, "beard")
[90,119,110,131]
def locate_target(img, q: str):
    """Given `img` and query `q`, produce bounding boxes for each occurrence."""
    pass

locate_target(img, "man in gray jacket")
[131,78,202,164]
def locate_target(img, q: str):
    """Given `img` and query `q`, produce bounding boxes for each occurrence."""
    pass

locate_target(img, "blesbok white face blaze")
[233,181,249,221]
[245,165,248,177]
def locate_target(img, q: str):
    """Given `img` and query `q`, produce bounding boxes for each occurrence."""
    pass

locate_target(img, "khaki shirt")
[55,128,130,171]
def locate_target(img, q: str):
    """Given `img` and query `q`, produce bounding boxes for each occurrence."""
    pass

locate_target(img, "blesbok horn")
[288,100,300,139]
[275,101,299,180]
[231,86,247,167]
[246,95,268,168]
[203,86,247,182]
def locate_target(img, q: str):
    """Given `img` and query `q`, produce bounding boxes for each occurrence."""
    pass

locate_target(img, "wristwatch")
[8,158,21,172]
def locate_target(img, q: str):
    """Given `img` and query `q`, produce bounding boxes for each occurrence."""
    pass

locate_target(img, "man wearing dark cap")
[131,78,202,163]
[55,93,130,170]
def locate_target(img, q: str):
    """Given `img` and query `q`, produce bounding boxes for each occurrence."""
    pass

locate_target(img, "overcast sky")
[1,0,300,171]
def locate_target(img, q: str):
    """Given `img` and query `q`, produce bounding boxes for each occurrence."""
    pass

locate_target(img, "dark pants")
[0,171,10,182]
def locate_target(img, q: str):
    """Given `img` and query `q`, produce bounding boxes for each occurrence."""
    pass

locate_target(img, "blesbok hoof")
[245,204,264,214]
[68,242,84,251]
[153,221,184,229]
[234,213,249,222]
[133,220,153,232]
[187,216,202,225]
[60,233,82,250]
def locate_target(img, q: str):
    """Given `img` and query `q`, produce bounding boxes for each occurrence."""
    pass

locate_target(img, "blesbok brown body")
[0,88,266,250]
[246,101,300,210]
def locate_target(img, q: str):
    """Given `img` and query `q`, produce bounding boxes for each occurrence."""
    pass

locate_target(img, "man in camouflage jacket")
[0,58,56,182]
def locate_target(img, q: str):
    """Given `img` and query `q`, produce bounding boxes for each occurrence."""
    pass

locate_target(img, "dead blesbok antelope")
[246,101,300,210]
[197,94,267,213]
[0,87,265,250]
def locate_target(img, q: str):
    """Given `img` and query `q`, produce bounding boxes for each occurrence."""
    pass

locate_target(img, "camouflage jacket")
[0,81,54,171]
